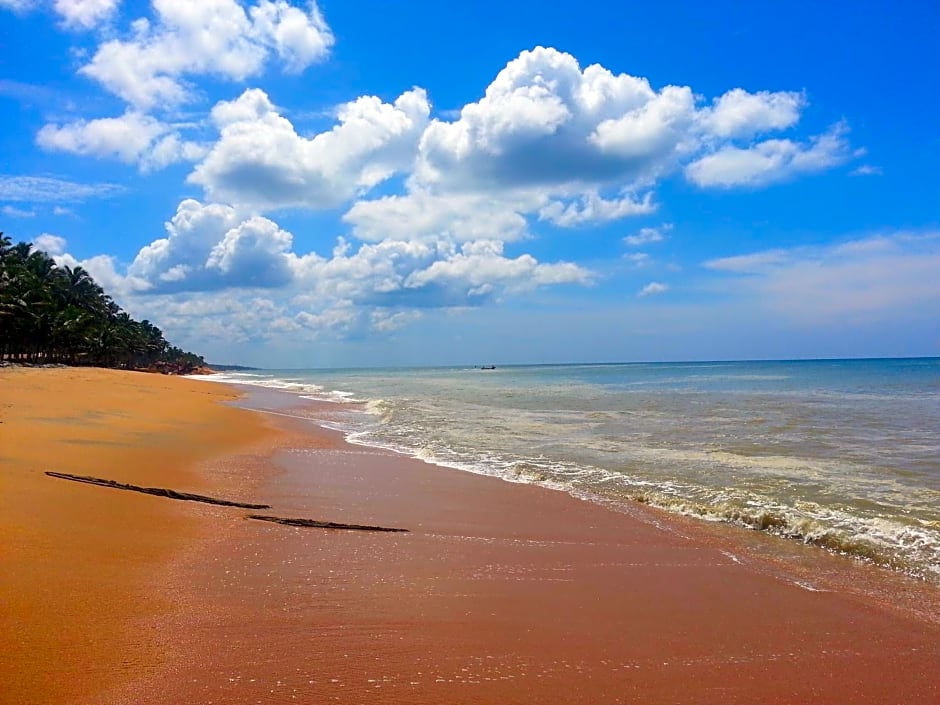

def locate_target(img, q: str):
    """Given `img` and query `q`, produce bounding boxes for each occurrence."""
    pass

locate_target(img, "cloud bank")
[8,16,870,349]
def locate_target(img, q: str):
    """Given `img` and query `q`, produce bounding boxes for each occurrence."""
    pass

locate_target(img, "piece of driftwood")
[44,471,271,509]
[247,514,408,533]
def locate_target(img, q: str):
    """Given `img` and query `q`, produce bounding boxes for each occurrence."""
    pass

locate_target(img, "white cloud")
[189,87,430,209]
[100,289,297,349]
[704,249,790,273]
[0,174,124,202]
[638,281,668,297]
[289,235,592,309]
[851,164,883,176]
[128,198,294,291]
[344,190,533,243]
[590,85,696,165]
[701,234,940,324]
[684,122,851,188]
[32,233,67,254]
[370,309,422,333]
[414,47,693,192]
[2,204,36,217]
[121,199,592,320]
[205,215,294,286]
[52,250,145,295]
[140,133,208,172]
[54,0,120,29]
[539,190,655,227]
[700,88,804,139]
[413,48,824,200]
[37,112,170,164]
[80,0,334,109]
[247,0,332,71]
[37,112,206,171]
[402,239,592,295]
[624,223,671,246]
[624,252,650,267]
[343,47,850,243]
[0,0,36,11]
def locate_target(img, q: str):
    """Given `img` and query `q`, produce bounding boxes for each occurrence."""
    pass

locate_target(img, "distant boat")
[480,365,496,370]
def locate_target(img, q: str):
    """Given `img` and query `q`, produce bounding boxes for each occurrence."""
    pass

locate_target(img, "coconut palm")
[0,233,206,372]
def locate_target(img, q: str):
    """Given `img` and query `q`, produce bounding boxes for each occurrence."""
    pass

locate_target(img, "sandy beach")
[2,368,939,704]
[0,367,278,704]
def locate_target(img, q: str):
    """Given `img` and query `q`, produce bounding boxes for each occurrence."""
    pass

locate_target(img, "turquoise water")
[210,358,940,582]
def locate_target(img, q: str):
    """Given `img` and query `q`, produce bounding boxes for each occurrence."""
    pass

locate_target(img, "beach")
[0,367,278,704]
[2,368,939,704]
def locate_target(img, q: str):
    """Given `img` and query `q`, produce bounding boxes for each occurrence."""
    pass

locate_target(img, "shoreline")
[141,382,940,703]
[201,366,940,588]
[206,372,940,600]
[3,369,938,703]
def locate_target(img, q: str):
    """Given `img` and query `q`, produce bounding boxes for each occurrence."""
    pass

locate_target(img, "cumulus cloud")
[344,190,533,243]
[290,235,591,309]
[189,87,430,209]
[412,47,824,197]
[119,199,591,327]
[80,0,333,109]
[52,250,145,295]
[10,39,869,349]
[128,198,294,291]
[76,221,588,344]
[54,0,120,28]
[699,88,804,139]
[37,111,208,171]
[415,48,689,192]
[205,215,294,286]
[32,233,67,254]
[684,122,851,188]
[402,239,592,297]
[346,47,848,241]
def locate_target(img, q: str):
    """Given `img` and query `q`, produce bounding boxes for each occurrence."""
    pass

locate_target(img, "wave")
[623,490,939,581]
[206,369,940,585]
[340,424,940,583]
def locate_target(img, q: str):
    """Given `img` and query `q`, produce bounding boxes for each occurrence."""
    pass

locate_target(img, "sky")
[1,0,938,368]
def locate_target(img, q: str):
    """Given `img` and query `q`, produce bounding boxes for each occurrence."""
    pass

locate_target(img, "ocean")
[209,358,940,584]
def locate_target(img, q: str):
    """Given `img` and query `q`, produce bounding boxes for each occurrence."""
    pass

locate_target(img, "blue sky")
[1,0,938,367]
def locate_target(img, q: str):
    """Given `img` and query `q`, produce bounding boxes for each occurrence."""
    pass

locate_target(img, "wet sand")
[3,371,939,704]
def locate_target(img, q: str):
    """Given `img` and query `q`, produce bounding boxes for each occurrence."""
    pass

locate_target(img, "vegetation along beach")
[2,1,939,703]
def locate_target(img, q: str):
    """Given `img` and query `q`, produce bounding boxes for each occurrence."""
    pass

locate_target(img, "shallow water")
[209,358,940,583]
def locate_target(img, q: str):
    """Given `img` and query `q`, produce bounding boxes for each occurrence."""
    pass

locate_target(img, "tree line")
[0,233,207,373]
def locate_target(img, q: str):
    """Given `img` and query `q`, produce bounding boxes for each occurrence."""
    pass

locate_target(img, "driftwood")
[247,514,408,533]
[45,471,271,509]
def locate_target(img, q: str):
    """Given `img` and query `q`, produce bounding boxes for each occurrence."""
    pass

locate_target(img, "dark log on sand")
[247,514,408,533]
[45,471,271,509]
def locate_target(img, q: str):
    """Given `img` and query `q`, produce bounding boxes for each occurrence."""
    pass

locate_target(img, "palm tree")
[0,233,206,371]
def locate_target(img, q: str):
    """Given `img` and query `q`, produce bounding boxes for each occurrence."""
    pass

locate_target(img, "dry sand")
[0,367,277,704]
[2,369,938,704]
